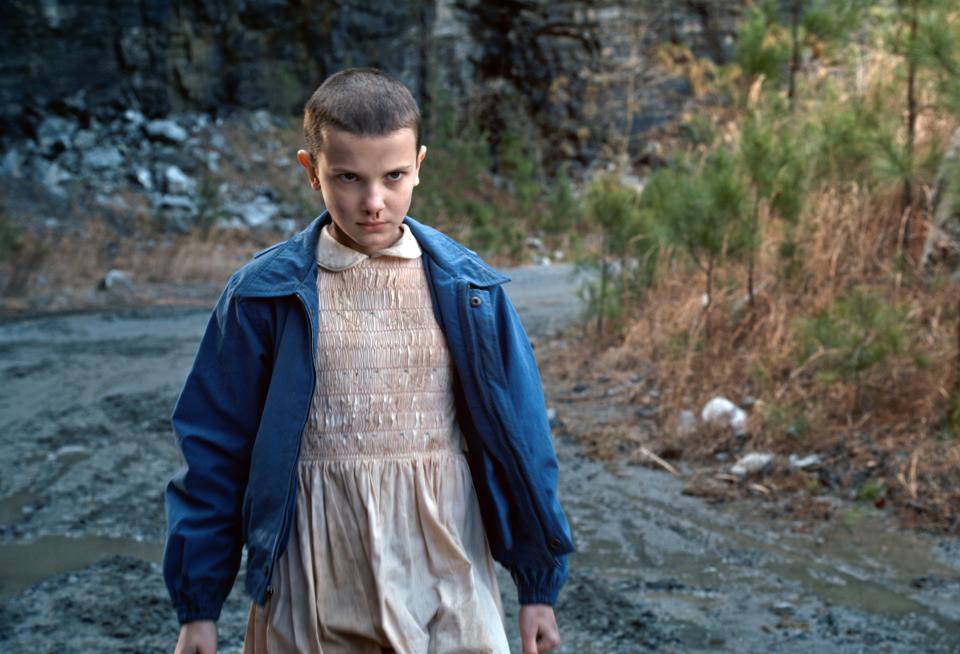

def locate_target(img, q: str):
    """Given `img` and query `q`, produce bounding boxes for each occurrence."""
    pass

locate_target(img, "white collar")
[315,222,422,271]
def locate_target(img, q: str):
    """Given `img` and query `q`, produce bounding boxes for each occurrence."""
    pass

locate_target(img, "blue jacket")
[163,211,574,624]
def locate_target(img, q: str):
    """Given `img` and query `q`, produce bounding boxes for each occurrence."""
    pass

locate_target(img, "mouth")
[357,222,388,232]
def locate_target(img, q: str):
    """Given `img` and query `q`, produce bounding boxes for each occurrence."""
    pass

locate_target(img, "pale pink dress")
[242,224,509,653]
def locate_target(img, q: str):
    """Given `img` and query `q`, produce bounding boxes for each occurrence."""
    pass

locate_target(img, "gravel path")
[1,263,958,653]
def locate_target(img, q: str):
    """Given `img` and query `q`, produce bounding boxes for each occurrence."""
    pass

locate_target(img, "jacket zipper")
[265,291,315,597]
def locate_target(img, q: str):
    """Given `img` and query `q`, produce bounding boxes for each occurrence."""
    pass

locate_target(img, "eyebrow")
[329,164,414,174]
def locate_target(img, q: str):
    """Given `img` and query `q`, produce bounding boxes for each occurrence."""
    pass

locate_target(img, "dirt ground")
[1,263,959,653]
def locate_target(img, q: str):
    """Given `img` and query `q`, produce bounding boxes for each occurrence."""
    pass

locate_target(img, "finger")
[521,627,539,654]
[538,631,562,652]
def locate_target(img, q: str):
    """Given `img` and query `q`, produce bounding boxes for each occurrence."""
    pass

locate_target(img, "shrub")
[578,174,658,334]
[796,288,910,395]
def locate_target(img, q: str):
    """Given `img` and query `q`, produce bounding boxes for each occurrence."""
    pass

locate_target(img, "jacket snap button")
[470,296,482,307]
[548,537,562,552]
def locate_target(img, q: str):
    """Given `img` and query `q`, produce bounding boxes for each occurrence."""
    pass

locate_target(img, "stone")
[154,194,198,216]
[702,396,748,435]
[204,150,221,173]
[94,193,130,211]
[35,115,77,155]
[788,454,822,470]
[731,452,774,477]
[164,165,196,194]
[226,194,279,227]
[0,148,23,178]
[82,146,124,170]
[123,109,146,125]
[248,109,275,133]
[134,167,153,191]
[36,160,72,197]
[145,119,188,144]
[100,269,134,291]
[72,129,97,150]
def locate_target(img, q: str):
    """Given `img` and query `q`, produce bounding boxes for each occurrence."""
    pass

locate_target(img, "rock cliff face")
[0,1,438,126]
[0,0,738,168]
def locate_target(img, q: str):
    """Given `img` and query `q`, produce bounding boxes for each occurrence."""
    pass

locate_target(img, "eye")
[337,173,357,183]
[386,171,404,181]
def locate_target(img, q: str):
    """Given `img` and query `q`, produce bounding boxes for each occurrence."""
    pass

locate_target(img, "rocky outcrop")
[0,0,738,170]
[0,1,443,136]
[458,0,737,168]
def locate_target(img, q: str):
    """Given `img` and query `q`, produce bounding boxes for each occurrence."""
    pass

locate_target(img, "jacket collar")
[235,210,509,298]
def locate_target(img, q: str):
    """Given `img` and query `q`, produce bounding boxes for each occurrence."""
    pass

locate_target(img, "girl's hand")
[519,604,561,653]
[174,620,217,654]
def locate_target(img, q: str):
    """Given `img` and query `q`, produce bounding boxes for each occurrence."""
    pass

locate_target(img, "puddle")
[0,489,39,525]
[0,534,163,597]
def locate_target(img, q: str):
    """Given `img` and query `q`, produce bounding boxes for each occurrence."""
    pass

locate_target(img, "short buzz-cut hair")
[303,67,421,157]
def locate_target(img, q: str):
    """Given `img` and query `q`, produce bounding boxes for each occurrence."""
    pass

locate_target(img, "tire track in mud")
[0,266,958,653]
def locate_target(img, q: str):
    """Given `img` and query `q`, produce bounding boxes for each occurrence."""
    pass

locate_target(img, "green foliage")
[413,108,502,251]
[766,402,811,441]
[195,176,229,234]
[543,163,584,236]
[648,150,751,275]
[578,174,659,334]
[938,389,960,439]
[0,207,24,263]
[498,127,543,217]
[776,224,806,283]
[415,79,576,260]
[797,288,911,385]
[809,94,887,185]
[855,479,886,502]
[741,111,808,224]
[734,0,791,84]
[680,114,717,148]
[915,7,960,110]
[801,0,875,45]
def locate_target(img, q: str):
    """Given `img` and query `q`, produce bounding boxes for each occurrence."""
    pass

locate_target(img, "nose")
[362,185,386,216]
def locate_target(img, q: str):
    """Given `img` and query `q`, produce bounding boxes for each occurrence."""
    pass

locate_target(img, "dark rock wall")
[0,0,439,136]
[0,0,739,167]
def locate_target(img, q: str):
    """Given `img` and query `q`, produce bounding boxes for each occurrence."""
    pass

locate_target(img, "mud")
[1,264,958,653]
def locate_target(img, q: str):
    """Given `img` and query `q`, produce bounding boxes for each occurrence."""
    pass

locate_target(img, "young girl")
[165,68,573,654]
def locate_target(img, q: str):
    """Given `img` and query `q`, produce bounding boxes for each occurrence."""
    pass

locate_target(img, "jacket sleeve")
[492,284,574,606]
[163,274,273,624]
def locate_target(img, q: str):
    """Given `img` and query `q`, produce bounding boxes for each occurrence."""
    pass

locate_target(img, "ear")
[414,145,427,186]
[297,150,321,191]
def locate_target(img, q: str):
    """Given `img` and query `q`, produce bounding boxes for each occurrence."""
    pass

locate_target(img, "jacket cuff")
[171,588,227,625]
[510,557,568,606]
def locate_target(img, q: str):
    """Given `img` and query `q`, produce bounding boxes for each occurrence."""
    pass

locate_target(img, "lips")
[357,222,388,231]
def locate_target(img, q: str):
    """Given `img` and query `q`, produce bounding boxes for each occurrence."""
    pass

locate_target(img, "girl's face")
[297,128,426,255]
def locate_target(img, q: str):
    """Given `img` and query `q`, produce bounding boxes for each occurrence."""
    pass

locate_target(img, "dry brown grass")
[543,168,960,533]
[0,209,278,316]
